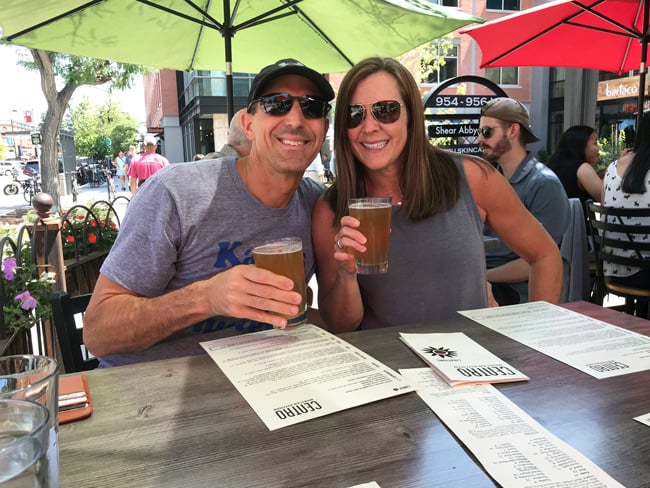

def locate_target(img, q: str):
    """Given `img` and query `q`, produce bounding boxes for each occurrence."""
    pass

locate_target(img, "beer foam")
[253,239,302,254]
[349,202,392,209]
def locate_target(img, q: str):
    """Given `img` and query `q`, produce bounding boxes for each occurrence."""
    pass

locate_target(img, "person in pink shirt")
[128,135,170,193]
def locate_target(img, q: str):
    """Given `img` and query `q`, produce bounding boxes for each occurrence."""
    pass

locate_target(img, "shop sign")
[597,75,643,101]
[423,75,508,154]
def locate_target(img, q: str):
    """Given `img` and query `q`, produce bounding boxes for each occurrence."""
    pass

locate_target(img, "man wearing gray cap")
[478,97,570,305]
[84,58,333,367]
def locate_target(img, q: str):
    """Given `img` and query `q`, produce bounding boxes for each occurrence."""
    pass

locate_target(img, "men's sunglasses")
[248,93,331,119]
[348,100,404,129]
[477,125,511,138]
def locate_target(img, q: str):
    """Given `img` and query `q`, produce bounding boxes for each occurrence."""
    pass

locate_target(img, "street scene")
[0,169,128,225]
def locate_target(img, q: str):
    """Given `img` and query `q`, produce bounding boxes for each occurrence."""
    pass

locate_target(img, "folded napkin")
[58,374,93,424]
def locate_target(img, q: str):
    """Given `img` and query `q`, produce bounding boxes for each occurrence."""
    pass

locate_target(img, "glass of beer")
[252,237,307,328]
[348,197,392,274]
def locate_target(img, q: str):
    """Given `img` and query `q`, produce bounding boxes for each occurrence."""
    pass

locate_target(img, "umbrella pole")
[224,0,234,123]
[636,0,649,130]
[226,55,234,123]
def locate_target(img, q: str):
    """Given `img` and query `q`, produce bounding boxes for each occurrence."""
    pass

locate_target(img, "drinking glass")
[0,355,59,487]
[348,197,392,274]
[252,237,307,327]
[0,398,50,487]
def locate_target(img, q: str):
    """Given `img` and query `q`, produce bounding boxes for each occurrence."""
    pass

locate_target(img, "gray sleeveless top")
[358,158,487,329]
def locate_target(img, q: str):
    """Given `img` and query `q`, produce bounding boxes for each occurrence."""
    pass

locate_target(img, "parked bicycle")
[22,174,42,205]
[104,168,117,201]
[89,163,107,188]
[3,168,30,196]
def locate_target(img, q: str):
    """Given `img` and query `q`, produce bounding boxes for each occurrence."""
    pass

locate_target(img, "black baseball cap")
[247,58,335,105]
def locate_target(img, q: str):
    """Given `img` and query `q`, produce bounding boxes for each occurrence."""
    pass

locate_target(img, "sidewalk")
[0,174,129,226]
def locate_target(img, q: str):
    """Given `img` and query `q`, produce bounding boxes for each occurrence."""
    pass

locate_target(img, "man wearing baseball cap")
[478,97,570,305]
[127,135,170,193]
[84,58,333,367]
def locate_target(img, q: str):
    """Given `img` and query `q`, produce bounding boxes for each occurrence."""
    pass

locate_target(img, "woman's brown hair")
[325,57,463,223]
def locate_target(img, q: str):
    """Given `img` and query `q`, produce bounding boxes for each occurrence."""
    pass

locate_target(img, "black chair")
[50,291,98,373]
[586,201,650,318]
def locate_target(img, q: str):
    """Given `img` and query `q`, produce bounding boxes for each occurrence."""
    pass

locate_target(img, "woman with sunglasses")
[312,57,562,332]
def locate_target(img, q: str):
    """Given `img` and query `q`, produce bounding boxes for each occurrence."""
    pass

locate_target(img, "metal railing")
[1,192,128,356]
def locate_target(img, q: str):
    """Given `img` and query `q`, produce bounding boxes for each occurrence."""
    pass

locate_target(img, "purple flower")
[2,257,17,280]
[15,291,38,311]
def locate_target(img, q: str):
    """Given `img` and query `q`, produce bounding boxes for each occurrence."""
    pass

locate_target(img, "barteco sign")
[597,75,645,101]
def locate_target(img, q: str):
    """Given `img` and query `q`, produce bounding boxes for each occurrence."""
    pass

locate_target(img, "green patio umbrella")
[0,0,483,120]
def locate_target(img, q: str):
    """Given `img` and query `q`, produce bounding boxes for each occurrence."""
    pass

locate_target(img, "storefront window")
[485,67,519,86]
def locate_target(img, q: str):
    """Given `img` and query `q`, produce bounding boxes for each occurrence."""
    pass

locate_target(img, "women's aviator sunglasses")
[247,93,331,119]
[348,100,404,128]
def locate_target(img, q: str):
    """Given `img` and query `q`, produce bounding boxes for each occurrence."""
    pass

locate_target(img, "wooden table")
[58,302,650,487]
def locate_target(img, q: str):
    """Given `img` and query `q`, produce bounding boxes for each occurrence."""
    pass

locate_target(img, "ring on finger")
[336,238,343,249]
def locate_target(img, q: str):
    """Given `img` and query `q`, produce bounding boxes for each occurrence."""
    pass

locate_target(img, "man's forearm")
[84,280,212,357]
[486,257,530,284]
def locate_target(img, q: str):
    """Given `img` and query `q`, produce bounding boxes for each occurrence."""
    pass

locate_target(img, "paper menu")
[459,301,650,379]
[201,325,414,431]
[399,332,529,386]
[399,368,625,488]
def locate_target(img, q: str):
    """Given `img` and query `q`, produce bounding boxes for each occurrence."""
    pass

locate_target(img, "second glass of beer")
[348,197,392,274]
[252,237,307,327]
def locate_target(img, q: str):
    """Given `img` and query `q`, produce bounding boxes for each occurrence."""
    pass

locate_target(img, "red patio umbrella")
[460,0,650,129]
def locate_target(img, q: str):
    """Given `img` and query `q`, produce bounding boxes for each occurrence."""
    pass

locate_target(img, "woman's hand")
[618,147,633,159]
[333,216,366,275]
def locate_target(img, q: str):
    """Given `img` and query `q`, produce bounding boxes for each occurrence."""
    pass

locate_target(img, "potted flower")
[59,205,120,260]
[1,254,56,338]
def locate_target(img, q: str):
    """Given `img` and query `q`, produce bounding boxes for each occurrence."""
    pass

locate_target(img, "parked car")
[23,159,40,176]
[0,160,22,176]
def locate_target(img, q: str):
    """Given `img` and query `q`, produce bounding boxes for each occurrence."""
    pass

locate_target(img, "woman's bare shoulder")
[461,155,496,185]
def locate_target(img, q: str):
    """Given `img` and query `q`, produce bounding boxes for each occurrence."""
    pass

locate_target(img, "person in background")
[312,57,561,332]
[478,97,570,305]
[547,125,604,214]
[127,135,170,194]
[602,110,650,288]
[205,108,252,159]
[304,151,325,183]
[84,58,333,367]
[321,152,334,183]
[113,150,128,191]
[125,145,136,189]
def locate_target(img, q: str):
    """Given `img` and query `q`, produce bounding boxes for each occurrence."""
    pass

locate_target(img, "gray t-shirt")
[99,157,324,367]
[484,153,570,302]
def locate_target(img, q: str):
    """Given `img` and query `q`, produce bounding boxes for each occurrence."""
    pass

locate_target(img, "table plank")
[58,302,650,487]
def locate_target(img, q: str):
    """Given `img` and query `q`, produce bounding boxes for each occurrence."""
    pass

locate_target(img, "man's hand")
[206,265,303,329]
[487,282,499,307]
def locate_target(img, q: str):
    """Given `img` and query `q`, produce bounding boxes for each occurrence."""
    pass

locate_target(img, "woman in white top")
[602,111,650,288]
